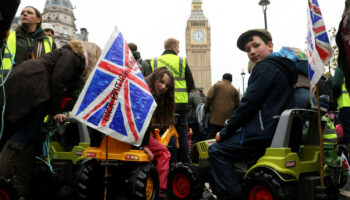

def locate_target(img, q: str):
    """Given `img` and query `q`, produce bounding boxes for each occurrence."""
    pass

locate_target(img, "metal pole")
[263,6,268,30]
[242,76,245,94]
[241,69,246,94]
[316,84,325,187]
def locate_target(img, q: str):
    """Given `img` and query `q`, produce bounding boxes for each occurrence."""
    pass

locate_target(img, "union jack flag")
[306,0,333,92]
[72,27,157,146]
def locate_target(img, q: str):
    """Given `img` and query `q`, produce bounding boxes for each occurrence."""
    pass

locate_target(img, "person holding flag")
[0,40,101,199]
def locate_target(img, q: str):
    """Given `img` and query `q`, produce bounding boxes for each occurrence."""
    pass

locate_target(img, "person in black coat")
[208,29,297,200]
[0,40,101,198]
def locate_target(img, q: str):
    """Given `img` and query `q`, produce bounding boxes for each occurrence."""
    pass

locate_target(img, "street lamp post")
[241,69,246,94]
[259,0,270,30]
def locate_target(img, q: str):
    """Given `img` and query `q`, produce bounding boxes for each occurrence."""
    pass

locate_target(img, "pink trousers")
[146,136,171,189]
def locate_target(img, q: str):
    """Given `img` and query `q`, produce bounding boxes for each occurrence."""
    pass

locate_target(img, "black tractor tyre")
[73,158,105,200]
[30,158,56,199]
[126,163,159,200]
[168,163,203,200]
[242,170,291,200]
[0,178,16,200]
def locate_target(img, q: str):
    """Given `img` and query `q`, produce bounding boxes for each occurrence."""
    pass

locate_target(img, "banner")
[306,0,333,94]
[72,27,157,146]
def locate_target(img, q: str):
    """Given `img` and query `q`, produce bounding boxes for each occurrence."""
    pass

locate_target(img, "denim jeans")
[339,107,350,143]
[8,105,45,146]
[294,88,317,109]
[208,130,263,200]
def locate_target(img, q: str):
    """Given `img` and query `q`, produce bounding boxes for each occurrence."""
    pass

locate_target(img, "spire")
[189,0,207,20]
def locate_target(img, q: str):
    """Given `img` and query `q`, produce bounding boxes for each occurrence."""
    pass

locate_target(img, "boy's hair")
[164,38,179,50]
[237,29,272,51]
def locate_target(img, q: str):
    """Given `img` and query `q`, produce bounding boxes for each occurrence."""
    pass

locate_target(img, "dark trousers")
[174,111,190,163]
[0,105,45,197]
[188,118,205,145]
[339,107,350,143]
[208,130,263,200]
[207,123,223,140]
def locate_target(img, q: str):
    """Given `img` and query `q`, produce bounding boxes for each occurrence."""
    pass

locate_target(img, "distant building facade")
[12,0,88,48]
[185,0,212,94]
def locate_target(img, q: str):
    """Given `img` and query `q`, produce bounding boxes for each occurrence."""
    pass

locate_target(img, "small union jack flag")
[306,0,333,91]
[72,27,157,146]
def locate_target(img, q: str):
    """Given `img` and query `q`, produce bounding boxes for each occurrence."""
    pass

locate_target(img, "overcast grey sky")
[16,0,344,93]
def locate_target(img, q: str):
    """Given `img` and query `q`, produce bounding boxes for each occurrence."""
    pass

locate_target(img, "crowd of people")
[1,1,350,200]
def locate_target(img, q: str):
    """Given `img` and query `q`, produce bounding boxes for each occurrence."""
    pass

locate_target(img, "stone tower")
[42,0,78,47]
[185,0,211,94]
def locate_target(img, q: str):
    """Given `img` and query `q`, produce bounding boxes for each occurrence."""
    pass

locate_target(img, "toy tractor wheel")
[74,158,104,200]
[336,144,349,188]
[31,158,56,199]
[243,170,290,200]
[127,163,159,200]
[168,163,203,200]
[0,178,16,200]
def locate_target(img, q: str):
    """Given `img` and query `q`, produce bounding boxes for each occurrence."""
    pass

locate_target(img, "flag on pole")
[72,27,157,146]
[306,0,333,93]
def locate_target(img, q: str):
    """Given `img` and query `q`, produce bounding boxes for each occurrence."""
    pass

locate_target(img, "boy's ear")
[267,41,274,53]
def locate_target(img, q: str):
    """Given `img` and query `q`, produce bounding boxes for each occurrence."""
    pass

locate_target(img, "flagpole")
[316,83,324,186]
[104,136,109,200]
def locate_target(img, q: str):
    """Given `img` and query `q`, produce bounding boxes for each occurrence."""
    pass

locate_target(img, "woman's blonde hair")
[81,41,101,80]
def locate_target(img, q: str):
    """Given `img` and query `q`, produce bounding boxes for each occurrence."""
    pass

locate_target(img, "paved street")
[201,182,350,200]
[340,180,350,200]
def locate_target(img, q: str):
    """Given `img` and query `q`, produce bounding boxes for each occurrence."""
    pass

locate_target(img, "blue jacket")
[219,56,297,146]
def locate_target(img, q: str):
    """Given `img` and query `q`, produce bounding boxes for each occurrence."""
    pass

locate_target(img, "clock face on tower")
[192,30,205,43]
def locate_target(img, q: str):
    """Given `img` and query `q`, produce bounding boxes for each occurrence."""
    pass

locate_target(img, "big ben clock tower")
[186,0,211,94]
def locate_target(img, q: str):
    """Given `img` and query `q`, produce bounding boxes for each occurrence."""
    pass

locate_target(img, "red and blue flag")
[306,0,333,91]
[307,0,333,90]
[72,27,157,146]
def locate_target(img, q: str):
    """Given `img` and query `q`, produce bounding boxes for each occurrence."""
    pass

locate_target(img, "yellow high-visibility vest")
[150,54,188,103]
[1,31,53,77]
[337,78,350,109]
[322,116,337,146]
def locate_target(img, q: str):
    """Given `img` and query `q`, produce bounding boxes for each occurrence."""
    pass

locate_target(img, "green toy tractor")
[30,117,91,199]
[169,109,348,200]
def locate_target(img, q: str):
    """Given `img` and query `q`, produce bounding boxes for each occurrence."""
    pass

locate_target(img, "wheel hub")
[172,174,190,198]
[145,176,154,200]
[250,185,273,200]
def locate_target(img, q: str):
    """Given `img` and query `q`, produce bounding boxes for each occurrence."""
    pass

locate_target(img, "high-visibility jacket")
[337,78,350,109]
[1,31,53,77]
[322,116,337,146]
[150,54,188,104]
